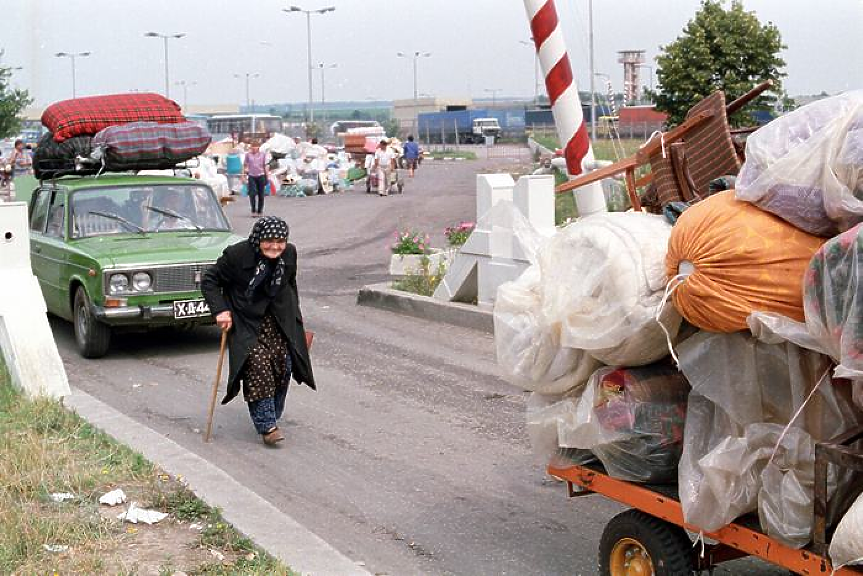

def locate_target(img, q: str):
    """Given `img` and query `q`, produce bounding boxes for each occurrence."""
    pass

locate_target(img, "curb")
[65,387,372,576]
[356,282,493,333]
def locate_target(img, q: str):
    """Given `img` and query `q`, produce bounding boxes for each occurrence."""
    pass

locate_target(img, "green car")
[21,174,242,358]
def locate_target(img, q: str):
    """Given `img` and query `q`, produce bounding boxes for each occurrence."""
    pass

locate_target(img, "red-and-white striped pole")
[524,0,606,215]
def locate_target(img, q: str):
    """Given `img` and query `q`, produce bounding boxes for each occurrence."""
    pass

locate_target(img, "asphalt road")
[55,151,782,575]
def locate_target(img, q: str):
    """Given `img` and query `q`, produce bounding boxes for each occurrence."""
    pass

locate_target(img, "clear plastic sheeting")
[550,365,689,483]
[736,90,863,237]
[831,491,863,568]
[495,265,603,395]
[538,212,682,366]
[677,331,859,545]
[526,391,597,467]
[804,223,863,379]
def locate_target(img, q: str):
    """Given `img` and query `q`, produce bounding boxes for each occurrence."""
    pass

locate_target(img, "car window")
[45,190,67,238]
[71,184,231,238]
[29,188,51,233]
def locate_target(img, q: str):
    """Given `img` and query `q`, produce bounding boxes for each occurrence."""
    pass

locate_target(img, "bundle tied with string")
[665,190,825,333]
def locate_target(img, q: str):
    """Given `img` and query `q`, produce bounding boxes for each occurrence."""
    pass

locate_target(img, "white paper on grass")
[99,488,127,506]
[117,502,168,525]
[50,492,75,503]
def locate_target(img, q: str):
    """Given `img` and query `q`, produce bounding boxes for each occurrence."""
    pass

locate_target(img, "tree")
[650,0,785,126]
[0,54,32,139]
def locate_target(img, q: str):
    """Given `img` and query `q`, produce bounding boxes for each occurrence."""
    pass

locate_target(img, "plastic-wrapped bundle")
[804,223,863,379]
[736,91,863,237]
[555,364,690,483]
[495,265,603,395]
[677,331,860,546]
[525,392,597,467]
[831,491,863,569]
[667,190,824,332]
[539,212,682,366]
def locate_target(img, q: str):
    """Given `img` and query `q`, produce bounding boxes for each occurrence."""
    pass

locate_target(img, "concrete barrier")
[0,202,70,399]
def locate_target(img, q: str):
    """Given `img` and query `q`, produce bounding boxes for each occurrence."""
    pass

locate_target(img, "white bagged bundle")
[736,90,863,236]
[831,491,863,568]
[494,265,602,395]
[538,212,682,366]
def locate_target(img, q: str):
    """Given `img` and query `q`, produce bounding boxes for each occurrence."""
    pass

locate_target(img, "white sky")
[3,0,862,108]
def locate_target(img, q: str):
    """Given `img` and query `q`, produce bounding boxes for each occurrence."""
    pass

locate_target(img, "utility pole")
[589,0,596,142]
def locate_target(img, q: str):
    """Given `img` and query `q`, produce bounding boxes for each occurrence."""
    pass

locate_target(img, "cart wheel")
[599,509,693,576]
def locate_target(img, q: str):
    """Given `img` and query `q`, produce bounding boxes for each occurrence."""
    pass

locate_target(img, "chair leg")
[625,167,641,212]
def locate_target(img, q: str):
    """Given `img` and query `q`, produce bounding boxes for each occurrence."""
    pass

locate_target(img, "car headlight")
[109,273,129,294]
[132,272,152,292]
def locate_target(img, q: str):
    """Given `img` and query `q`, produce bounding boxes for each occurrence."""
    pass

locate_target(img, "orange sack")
[666,190,825,332]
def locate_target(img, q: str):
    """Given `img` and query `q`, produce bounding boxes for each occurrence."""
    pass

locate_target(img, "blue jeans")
[248,384,289,435]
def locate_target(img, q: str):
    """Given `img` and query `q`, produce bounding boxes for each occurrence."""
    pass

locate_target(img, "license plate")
[173,299,211,319]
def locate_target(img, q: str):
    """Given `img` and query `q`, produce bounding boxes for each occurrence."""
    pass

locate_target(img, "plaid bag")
[32,131,97,179]
[42,93,183,142]
[91,121,211,171]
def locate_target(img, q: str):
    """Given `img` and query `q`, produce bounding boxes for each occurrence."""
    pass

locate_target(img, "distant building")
[393,97,473,135]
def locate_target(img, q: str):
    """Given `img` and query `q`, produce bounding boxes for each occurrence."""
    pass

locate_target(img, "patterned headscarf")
[246,216,289,299]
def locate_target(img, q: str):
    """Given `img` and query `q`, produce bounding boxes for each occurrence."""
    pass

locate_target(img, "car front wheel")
[74,287,111,358]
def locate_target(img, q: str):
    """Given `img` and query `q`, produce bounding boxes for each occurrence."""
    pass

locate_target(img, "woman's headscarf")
[246,216,290,299]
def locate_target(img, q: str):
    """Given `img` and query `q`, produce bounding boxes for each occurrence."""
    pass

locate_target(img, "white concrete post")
[0,202,70,399]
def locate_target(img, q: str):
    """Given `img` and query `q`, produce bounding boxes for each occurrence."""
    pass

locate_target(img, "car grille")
[152,263,212,294]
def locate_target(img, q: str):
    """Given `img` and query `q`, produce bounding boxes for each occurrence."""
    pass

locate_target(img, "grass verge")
[0,357,294,576]
[425,150,478,160]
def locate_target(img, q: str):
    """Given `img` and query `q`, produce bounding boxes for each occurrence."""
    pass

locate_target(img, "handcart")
[365,166,404,194]
[548,425,863,575]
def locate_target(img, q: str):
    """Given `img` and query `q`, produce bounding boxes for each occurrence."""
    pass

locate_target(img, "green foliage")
[391,256,447,297]
[650,0,785,126]
[0,53,32,139]
[391,230,430,255]
[382,117,400,138]
[444,222,475,247]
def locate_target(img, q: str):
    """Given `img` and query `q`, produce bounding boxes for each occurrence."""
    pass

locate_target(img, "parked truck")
[417,110,502,144]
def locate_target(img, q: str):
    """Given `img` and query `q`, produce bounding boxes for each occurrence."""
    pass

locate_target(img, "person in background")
[402,135,420,178]
[243,140,269,217]
[373,140,395,197]
[201,216,315,446]
[9,139,33,178]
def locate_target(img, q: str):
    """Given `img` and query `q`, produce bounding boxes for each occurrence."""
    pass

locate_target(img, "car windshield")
[71,184,231,238]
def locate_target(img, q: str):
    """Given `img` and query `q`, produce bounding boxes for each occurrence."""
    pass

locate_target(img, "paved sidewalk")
[65,387,372,576]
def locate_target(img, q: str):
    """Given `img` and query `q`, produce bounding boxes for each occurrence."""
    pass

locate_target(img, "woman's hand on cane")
[216,310,232,332]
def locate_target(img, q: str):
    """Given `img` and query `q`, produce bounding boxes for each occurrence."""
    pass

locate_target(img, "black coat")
[201,240,315,404]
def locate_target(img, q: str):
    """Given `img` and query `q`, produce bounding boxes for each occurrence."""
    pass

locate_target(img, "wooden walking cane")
[204,329,228,443]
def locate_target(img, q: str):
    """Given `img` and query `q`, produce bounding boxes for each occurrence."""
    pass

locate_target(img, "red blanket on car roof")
[42,93,184,142]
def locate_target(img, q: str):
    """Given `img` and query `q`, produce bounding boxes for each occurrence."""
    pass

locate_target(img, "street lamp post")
[518,39,539,106]
[234,73,260,110]
[174,80,197,111]
[396,51,431,103]
[54,51,91,98]
[284,5,335,125]
[484,88,502,107]
[317,63,337,121]
[144,32,185,99]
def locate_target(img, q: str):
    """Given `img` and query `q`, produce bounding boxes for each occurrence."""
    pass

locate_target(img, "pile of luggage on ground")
[33,92,211,180]
[494,90,863,566]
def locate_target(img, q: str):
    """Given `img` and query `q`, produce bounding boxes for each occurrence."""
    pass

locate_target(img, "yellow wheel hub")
[609,537,654,576]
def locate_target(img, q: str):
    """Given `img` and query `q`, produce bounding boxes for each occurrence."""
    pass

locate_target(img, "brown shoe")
[262,428,284,445]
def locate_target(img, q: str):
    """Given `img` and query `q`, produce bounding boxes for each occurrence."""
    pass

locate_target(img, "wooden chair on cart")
[556,79,774,212]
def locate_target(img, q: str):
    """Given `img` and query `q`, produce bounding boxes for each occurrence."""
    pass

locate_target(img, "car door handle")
[33,247,42,254]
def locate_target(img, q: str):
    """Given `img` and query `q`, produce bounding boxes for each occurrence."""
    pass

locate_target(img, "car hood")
[72,231,242,269]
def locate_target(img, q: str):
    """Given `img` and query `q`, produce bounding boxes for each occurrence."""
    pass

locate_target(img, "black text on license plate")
[173,299,211,319]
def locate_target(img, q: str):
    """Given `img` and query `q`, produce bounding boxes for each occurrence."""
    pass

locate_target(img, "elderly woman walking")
[201,216,315,445]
